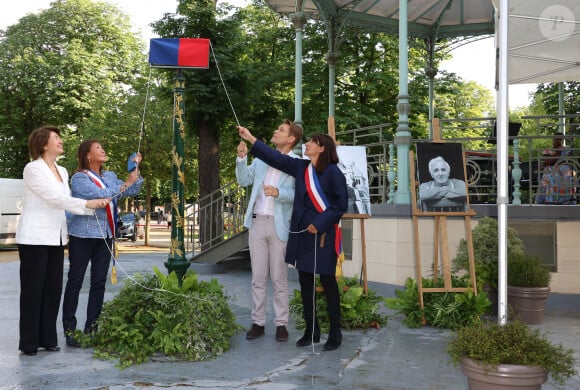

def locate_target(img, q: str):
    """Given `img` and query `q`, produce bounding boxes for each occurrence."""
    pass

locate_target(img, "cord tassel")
[111,241,118,284]
[111,263,117,285]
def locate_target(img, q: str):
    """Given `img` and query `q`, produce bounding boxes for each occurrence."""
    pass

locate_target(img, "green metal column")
[291,12,306,127]
[427,67,437,139]
[164,69,189,283]
[394,0,411,204]
[327,52,338,118]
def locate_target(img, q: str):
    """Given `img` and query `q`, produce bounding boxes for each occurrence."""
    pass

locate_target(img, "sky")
[0,0,535,110]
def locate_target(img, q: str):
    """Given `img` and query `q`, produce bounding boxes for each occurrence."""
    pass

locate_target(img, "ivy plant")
[289,276,388,332]
[75,267,240,369]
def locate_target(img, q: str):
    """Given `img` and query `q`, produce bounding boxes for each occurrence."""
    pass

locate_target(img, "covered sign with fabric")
[149,38,210,69]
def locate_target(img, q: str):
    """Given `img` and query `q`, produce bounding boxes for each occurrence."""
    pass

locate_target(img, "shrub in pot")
[453,216,525,290]
[453,216,525,315]
[447,318,576,389]
[507,253,551,324]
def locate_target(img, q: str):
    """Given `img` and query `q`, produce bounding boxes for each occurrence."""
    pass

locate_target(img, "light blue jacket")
[68,170,143,238]
[236,152,297,241]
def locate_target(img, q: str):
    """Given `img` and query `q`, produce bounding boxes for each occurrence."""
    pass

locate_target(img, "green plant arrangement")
[74,267,240,369]
[453,216,525,290]
[508,253,551,287]
[447,317,577,385]
[507,253,552,324]
[289,276,388,332]
[385,276,490,330]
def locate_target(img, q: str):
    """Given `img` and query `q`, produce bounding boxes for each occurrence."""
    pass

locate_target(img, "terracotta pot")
[507,286,551,325]
[460,357,548,390]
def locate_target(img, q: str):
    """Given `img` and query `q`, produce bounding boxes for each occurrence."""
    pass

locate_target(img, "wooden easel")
[411,120,477,311]
[328,118,369,294]
[342,213,369,294]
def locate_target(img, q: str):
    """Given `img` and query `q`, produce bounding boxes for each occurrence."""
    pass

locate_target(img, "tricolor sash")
[85,170,117,238]
[304,164,344,275]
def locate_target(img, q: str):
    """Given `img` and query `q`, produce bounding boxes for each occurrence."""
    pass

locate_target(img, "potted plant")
[507,253,551,324]
[448,318,576,389]
[453,217,525,315]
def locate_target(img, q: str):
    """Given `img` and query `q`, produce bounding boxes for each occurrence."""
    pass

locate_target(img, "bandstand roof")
[266,0,580,84]
[265,0,495,38]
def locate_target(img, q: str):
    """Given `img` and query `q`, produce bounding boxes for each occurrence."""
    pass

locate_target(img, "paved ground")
[0,227,579,390]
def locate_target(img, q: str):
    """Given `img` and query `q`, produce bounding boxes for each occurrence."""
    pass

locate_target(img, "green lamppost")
[164,69,190,282]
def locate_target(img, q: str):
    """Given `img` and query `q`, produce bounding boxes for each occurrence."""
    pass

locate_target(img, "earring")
[88,159,91,163]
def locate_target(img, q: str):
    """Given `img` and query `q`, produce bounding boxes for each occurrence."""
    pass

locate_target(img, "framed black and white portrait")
[303,144,371,215]
[337,146,371,215]
[416,143,468,213]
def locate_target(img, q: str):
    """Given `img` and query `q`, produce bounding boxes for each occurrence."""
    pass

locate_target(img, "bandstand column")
[164,69,190,283]
[394,0,411,204]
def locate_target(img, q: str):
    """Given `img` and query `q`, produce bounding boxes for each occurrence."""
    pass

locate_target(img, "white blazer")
[16,158,92,246]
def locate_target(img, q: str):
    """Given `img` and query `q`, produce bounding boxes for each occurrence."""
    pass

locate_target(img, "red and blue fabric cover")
[149,38,210,69]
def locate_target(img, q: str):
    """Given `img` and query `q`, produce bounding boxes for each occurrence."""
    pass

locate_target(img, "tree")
[151,0,247,249]
[0,0,144,177]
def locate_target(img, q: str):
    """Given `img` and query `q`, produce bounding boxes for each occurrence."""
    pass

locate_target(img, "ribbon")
[85,170,118,284]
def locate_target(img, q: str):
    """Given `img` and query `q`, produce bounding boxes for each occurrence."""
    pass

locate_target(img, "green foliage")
[507,253,552,288]
[289,276,388,332]
[453,217,525,289]
[0,0,145,177]
[75,268,239,369]
[447,318,577,384]
[385,277,490,330]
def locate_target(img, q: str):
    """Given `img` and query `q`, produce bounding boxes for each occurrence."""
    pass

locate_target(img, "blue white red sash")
[85,170,117,238]
[305,163,329,212]
[304,163,344,263]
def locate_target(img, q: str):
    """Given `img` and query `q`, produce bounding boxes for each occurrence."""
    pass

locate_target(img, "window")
[510,221,556,272]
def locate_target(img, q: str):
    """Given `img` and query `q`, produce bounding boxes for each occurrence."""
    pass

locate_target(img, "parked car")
[117,213,137,241]
[0,178,24,245]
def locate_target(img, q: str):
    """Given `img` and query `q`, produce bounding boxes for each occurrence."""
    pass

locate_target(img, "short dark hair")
[28,125,61,160]
[283,118,303,148]
[76,139,100,173]
[309,133,339,172]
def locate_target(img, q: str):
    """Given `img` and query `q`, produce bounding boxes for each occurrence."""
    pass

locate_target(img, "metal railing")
[184,114,580,256]
[184,181,248,255]
[337,115,580,205]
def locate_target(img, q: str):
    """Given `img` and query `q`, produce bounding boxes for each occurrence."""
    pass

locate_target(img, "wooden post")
[342,213,370,294]
[328,116,336,141]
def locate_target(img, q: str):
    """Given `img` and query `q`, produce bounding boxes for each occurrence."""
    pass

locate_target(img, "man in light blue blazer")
[236,119,303,342]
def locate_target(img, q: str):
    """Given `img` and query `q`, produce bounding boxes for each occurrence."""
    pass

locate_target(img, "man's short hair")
[283,118,303,148]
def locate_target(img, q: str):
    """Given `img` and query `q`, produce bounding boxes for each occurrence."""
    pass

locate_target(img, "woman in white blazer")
[16,125,108,356]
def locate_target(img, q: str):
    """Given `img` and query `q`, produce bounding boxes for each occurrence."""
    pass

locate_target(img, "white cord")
[105,67,152,202]
[210,41,240,126]
[92,210,186,297]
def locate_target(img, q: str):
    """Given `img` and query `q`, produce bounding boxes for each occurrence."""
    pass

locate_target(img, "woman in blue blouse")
[238,126,348,351]
[62,140,143,346]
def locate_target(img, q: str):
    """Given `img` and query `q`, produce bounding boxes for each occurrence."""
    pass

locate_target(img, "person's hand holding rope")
[237,140,248,158]
[237,126,257,145]
[120,153,142,192]
[86,198,110,209]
